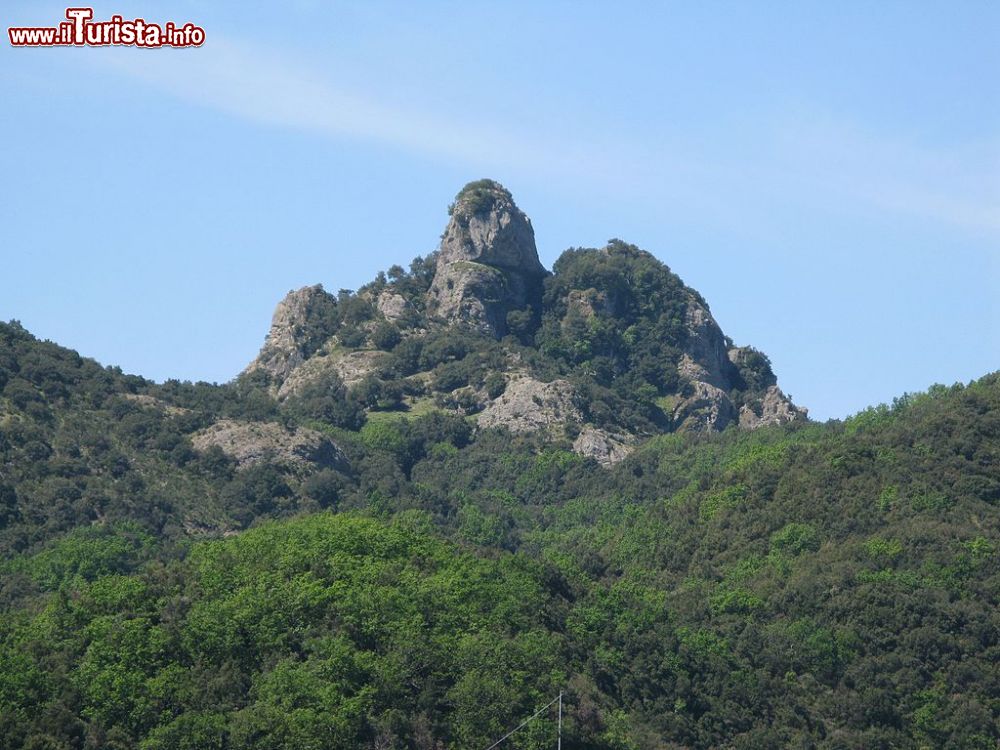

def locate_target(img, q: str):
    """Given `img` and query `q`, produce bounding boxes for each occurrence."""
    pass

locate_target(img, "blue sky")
[1,1,997,420]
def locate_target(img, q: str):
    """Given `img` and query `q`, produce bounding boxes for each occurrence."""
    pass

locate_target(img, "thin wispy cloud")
[89,37,999,239]
[92,37,643,184]
[775,118,1000,237]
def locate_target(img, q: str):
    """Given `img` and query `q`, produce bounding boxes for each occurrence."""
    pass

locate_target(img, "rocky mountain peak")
[440,180,546,274]
[429,180,546,336]
[243,284,337,385]
[239,180,807,466]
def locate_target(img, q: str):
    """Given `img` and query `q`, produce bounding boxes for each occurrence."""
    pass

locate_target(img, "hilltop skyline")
[1,1,997,420]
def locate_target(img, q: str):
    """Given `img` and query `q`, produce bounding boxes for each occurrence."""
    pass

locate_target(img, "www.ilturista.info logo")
[9,7,205,48]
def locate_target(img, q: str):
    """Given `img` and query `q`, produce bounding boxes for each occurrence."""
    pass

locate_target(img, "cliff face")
[670,294,806,432]
[428,180,546,338]
[243,284,337,387]
[240,180,806,465]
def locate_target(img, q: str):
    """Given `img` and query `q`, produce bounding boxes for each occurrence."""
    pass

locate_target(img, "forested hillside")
[0,317,997,749]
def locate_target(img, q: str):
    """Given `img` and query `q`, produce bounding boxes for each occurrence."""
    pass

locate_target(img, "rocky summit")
[243,179,805,465]
[429,180,547,338]
[243,284,338,386]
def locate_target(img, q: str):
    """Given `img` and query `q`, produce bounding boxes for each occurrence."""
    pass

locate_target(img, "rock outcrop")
[671,293,803,432]
[429,180,546,337]
[572,426,634,467]
[238,179,807,463]
[738,385,808,430]
[191,419,348,472]
[672,381,737,432]
[277,348,388,399]
[243,285,337,388]
[671,293,742,431]
[474,376,635,465]
[676,293,734,390]
[376,290,411,322]
[476,376,580,433]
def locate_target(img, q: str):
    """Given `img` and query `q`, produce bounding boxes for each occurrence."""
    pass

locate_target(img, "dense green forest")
[0,318,997,749]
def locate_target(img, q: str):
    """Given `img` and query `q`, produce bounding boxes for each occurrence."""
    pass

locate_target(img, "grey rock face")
[739,385,808,430]
[474,377,634,466]
[430,181,546,337]
[376,290,411,322]
[191,419,349,472]
[672,381,737,432]
[677,294,734,389]
[671,294,740,431]
[672,293,802,433]
[277,348,388,399]
[243,285,337,388]
[476,376,580,433]
[572,426,634,467]
[439,182,545,274]
[429,260,513,336]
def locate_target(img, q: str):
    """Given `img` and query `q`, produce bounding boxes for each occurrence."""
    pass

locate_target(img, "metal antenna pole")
[557,691,562,750]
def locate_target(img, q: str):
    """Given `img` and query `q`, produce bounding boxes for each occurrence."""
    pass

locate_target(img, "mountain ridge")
[243,180,805,464]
